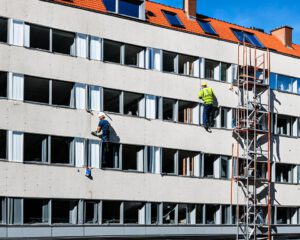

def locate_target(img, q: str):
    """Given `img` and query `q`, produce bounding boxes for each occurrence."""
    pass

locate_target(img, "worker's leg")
[207,105,214,127]
[203,105,209,127]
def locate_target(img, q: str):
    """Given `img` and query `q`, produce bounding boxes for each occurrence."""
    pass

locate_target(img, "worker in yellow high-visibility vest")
[198,82,215,131]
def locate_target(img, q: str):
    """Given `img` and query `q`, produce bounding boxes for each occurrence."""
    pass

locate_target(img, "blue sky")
[151,0,300,44]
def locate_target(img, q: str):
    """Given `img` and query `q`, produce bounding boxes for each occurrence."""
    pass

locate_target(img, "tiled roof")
[51,0,300,58]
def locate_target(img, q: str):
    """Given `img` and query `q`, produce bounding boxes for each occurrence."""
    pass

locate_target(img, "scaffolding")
[232,43,271,240]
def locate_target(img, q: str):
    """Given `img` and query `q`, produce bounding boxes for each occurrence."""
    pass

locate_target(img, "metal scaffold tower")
[232,43,272,240]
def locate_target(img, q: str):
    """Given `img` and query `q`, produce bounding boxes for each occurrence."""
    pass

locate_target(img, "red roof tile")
[51,0,300,58]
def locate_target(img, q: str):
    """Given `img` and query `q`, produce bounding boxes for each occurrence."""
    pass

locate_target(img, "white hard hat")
[97,112,105,118]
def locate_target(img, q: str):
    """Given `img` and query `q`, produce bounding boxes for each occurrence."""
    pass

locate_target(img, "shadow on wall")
[109,125,120,143]
[270,91,281,162]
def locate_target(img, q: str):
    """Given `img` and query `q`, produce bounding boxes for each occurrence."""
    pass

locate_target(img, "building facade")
[0,0,300,239]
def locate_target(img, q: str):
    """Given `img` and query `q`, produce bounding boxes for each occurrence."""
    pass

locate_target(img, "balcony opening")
[123,202,144,224]
[276,164,294,183]
[52,80,74,107]
[102,143,120,169]
[163,203,176,224]
[52,200,77,224]
[0,130,7,160]
[178,204,188,224]
[103,40,122,63]
[124,44,145,67]
[204,154,217,178]
[52,29,75,55]
[29,24,50,51]
[221,63,231,82]
[51,136,73,164]
[163,51,177,73]
[0,18,7,43]
[24,76,49,104]
[122,144,144,171]
[178,150,198,176]
[119,0,142,18]
[150,203,159,224]
[162,148,176,174]
[178,101,198,124]
[84,201,98,224]
[124,92,144,116]
[205,59,219,80]
[102,201,121,224]
[196,204,203,224]
[206,204,218,224]
[24,133,48,163]
[163,98,177,121]
[24,199,48,224]
[0,72,7,98]
[178,54,198,76]
[103,88,121,113]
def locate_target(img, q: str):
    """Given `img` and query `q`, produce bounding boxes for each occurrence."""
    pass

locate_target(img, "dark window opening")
[0,72,7,98]
[24,133,48,163]
[277,207,288,224]
[103,0,116,12]
[151,203,159,224]
[24,76,49,104]
[178,150,198,176]
[198,20,217,35]
[52,29,75,55]
[178,54,198,76]
[178,204,188,224]
[52,200,77,224]
[123,202,144,224]
[206,205,218,224]
[221,156,229,179]
[0,130,7,160]
[163,11,184,28]
[122,144,144,171]
[29,24,50,51]
[102,201,121,224]
[51,136,73,164]
[220,107,229,128]
[103,88,121,113]
[0,18,8,43]
[84,201,98,224]
[103,40,122,63]
[124,92,144,116]
[221,205,230,224]
[102,142,120,169]
[204,154,217,178]
[52,80,74,107]
[163,98,177,121]
[162,148,176,174]
[24,199,48,224]
[124,44,144,67]
[163,203,176,224]
[205,59,219,79]
[0,198,5,224]
[221,63,230,82]
[119,0,141,18]
[163,51,177,73]
[178,101,198,124]
[196,204,203,224]
[276,164,294,183]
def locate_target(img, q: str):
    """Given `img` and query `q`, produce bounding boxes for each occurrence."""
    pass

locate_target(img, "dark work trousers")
[203,104,213,127]
[101,133,110,167]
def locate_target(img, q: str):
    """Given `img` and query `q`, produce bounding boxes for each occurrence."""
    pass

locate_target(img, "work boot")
[205,124,209,131]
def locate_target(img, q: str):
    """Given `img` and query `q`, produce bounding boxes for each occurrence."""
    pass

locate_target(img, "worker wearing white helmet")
[92,112,110,142]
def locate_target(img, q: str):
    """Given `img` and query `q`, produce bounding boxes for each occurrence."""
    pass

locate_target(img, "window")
[0,18,7,43]
[203,154,218,178]
[196,204,203,224]
[277,74,293,92]
[220,107,230,128]
[232,29,264,48]
[52,80,74,107]
[8,198,22,224]
[103,0,116,12]
[178,101,199,124]
[123,202,144,224]
[84,201,98,224]
[24,76,49,104]
[221,205,230,224]
[206,204,218,224]
[178,150,198,176]
[221,63,231,82]
[163,51,177,73]
[0,71,7,98]
[178,54,199,76]
[221,156,229,179]
[123,92,144,117]
[102,201,121,224]
[51,136,74,165]
[24,133,48,163]
[178,204,188,224]
[275,114,297,136]
[103,88,121,113]
[29,24,50,51]
[197,20,217,35]
[163,203,176,224]
[119,0,141,18]
[162,148,176,175]
[52,29,75,55]
[205,59,219,79]
[122,144,144,172]
[276,207,297,224]
[52,200,77,224]
[276,164,295,183]
[124,44,145,67]
[163,11,184,28]
[0,198,5,224]
[0,130,6,160]
[163,98,177,121]
[103,40,122,63]
[102,142,120,169]
[150,203,159,224]
[24,199,49,224]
